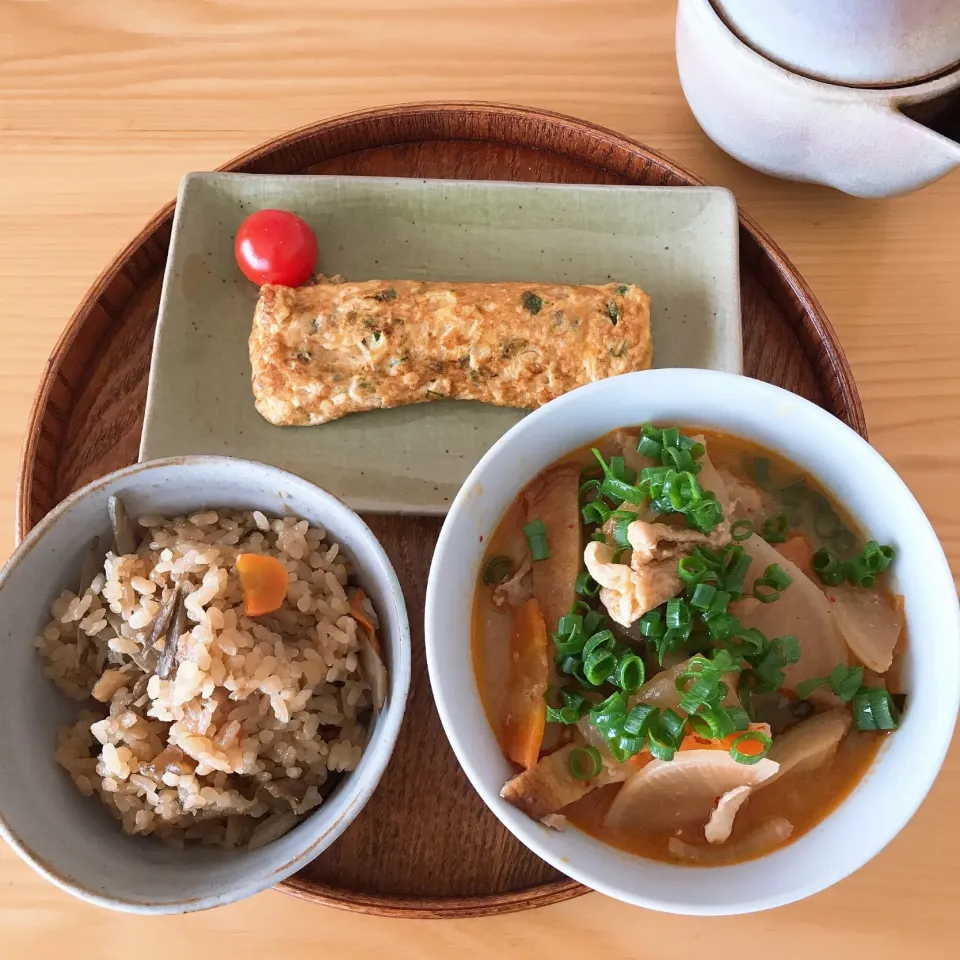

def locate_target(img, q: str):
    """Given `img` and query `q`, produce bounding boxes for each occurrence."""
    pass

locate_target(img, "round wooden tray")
[17,102,865,919]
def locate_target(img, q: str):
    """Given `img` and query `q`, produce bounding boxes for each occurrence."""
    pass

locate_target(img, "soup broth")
[472,425,904,865]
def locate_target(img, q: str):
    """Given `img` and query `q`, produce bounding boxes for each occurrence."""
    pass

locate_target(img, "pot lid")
[712,0,960,86]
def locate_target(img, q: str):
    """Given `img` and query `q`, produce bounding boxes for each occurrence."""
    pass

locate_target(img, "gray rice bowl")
[36,506,381,851]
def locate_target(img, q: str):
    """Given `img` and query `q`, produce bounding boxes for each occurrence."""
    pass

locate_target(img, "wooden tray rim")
[15,100,865,918]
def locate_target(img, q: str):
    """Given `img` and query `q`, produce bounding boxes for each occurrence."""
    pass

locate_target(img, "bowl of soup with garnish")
[425,369,959,914]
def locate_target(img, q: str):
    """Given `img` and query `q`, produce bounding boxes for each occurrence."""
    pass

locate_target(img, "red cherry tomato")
[234,209,319,286]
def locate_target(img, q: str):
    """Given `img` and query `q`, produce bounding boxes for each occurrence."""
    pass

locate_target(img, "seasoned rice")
[35,509,379,849]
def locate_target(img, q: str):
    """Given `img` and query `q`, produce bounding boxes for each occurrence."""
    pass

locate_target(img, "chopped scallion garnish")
[729,730,772,764]
[481,555,514,586]
[752,562,793,602]
[568,745,603,780]
[795,664,864,702]
[760,512,789,544]
[616,652,646,694]
[812,547,844,586]
[574,570,601,597]
[523,518,550,561]
[853,686,899,730]
[731,519,754,542]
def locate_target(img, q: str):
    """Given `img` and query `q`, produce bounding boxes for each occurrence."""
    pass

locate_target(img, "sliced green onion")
[752,564,792,603]
[843,542,895,585]
[678,554,708,585]
[647,734,676,761]
[579,478,602,502]
[523,518,550,561]
[592,449,646,505]
[708,648,741,675]
[546,704,580,725]
[582,500,612,525]
[704,611,741,642]
[613,513,634,550]
[554,632,586,658]
[731,519,754,542]
[726,706,751,732]
[481,556,513,585]
[663,445,697,473]
[707,589,731,616]
[558,656,592,688]
[637,432,663,461]
[623,703,658,737]
[731,626,767,657]
[665,597,692,635]
[844,556,876,589]
[615,652,646,694]
[582,629,616,660]
[583,649,616,686]
[574,570,600,597]
[583,609,606,635]
[853,686,899,731]
[694,545,724,569]
[771,634,800,666]
[661,426,680,449]
[693,704,736,739]
[760,512,789,544]
[667,471,703,512]
[591,691,626,723]
[829,664,865,702]
[763,563,792,590]
[659,708,687,741]
[638,608,665,639]
[730,730,772,764]
[569,745,603,780]
[591,529,608,544]
[812,547,845,587]
[615,736,646,758]
[608,456,630,481]
[719,551,753,596]
[751,647,786,693]
[689,581,717,612]
[688,498,725,534]
[752,582,782,603]
[559,688,590,715]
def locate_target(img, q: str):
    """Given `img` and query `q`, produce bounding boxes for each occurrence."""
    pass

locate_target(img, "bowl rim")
[424,368,960,914]
[0,454,412,913]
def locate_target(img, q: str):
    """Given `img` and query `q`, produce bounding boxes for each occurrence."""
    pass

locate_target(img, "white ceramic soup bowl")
[425,368,959,914]
[0,456,410,913]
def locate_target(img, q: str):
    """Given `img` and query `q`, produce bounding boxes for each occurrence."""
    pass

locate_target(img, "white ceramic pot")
[0,457,411,913]
[425,369,959,914]
[676,0,960,197]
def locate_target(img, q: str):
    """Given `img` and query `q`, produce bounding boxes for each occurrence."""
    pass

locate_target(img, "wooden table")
[1,1,956,954]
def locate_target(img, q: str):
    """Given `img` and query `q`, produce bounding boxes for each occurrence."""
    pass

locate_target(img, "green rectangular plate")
[140,174,740,513]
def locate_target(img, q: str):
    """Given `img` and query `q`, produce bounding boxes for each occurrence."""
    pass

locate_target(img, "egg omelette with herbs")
[249,277,652,426]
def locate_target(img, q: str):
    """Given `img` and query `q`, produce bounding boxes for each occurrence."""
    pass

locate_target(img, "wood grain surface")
[1,0,958,955]
[13,100,865,917]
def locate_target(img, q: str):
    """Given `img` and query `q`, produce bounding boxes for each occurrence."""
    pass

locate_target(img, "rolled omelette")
[249,278,652,426]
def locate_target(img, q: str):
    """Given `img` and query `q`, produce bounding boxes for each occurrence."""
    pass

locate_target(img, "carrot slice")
[775,534,815,581]
[349,588,382,653]
[501,598,549,770]
[236,553,289,616]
